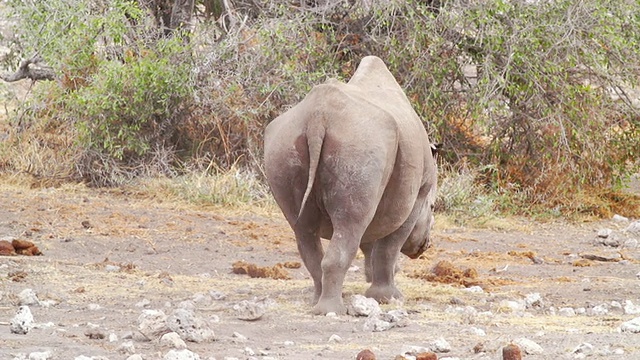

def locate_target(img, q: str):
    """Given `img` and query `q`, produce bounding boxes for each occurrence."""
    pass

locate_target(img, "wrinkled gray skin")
[264,56,438,315]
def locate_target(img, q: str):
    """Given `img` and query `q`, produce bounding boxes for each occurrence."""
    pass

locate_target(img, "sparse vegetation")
[0,0,638,217]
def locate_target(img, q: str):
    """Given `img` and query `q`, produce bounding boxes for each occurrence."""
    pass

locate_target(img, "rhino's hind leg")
[294,207,324,305]
[312,226,362,315]
[359,241,374,283]
[364,227,410,303]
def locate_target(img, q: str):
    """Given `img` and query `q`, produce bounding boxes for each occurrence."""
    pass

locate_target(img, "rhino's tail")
[297,118,325,222]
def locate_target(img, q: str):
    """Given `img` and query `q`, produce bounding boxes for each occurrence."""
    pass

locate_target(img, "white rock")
[572,342,594,355]
[624,238,639,248]
[161,332,188,349]
[612,214,629,222]
[167,308,215,343]
[163,349,201,360]
[118,341,136,355]
[233,298,273,321]
[363,316,393,332]
[11,306,34,334]
[348,295,381,316]
[18,289,40,306]
[430,337,451,352]
[597,228,613,238]
[462,327,486,336]
[500,300,526,312]
[108,333,118,342]
[575,307,586,315]
[87,303,102,311]
[126,356,143,360]
[463,286,484,293]
[27,351,53,360]
[558,307,576,317]
[137,309,170,341]
[243,347,256,356]
[283,341,295,346]
[525,293,543,308]
[231,332,248,343]
[135,299,151,308]
[328,334,342,343]
[621,317,640,333]
[401,345,431,356]
[624,300,640,315]
[587,304,609,316]
[513,337,544,355]
[209,290,226,300]
[626,220,640,234]
[178,301,196,310]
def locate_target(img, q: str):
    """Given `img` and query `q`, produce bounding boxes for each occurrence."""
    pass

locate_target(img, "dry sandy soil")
[1,183,639,360]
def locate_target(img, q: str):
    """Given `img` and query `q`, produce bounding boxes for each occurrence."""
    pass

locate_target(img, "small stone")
[233,298,273,321]
[626,220,640,234]
[105,265,120,272]
[126,355,144,360]
[524,293,543,308]
[624,300,640,315]
[621,317,640,333]
[348,295,381,316]
[163,349,201,360]
[363,316,393,332]
[26,351,53,360]
[161,332,188,349]
[135,299,151,308]
[572,342,594,355]
[612,214,629,222]
[513,338,543,355]
[167,308,214,343]
[231,331,248,343]
[623,239,638,248]
[401,345,432,357]
[328,334,342,343]
[558,307,576,317]
[109,333,119,342]
[283,340,295,346]
[356,349,376,360]
[18,289,40,306]
[243,347,256,356]
[429,337,451,353]
[137,309,170,341]
[87,303,102,311]
[597,228,613,238]
[11,306,34,334]
[587,304,608,316]
[118,341,136,354]
[209,290,226,300]
[502,344,522,360]
[463,286,484,293]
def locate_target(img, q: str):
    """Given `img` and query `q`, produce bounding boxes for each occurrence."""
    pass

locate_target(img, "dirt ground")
[1,183,639,360]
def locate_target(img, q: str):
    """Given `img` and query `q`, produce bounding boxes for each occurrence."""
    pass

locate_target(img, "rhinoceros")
[264,56,438,315]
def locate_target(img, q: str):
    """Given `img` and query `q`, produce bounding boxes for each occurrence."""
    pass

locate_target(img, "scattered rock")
[328,334,342,343]
[117,341,136,355]
[363,308,409,332]
[621,317,640,333]
[18,288,40,306]
[597,228,613,238]
[348,295,381,316]
[401,345,432,357]
[513,338,543,355]
[126,355,144,360]
[356,349,376,360]
[572,342,594,355]
[524,293,543,308]
[626,220,640,234]
[11,305,34,334]
[85,329,106,340]
[167,308,215,343]
[209,290,226,300]
[612,214,629,222]
[502,344,522,360]
[233,297,273,321]
[161,332,188,349]
[558,307,576,317]
[163,349,201,360]
[624,300,640,315]
[429,337,451,353]
[24,351,53,360]
[137,309,170,341]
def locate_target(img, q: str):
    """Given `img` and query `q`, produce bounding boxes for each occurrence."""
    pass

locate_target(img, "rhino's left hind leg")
[294,204,324,305]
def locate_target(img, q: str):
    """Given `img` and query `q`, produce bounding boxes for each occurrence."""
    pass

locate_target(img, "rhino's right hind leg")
[360,241,374,283]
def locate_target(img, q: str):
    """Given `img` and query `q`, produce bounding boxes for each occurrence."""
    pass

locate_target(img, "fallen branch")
[1,56,56,82]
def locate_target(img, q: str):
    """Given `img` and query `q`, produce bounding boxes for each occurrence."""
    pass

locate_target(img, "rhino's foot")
[364,285,403,304]
[311,299,347,315]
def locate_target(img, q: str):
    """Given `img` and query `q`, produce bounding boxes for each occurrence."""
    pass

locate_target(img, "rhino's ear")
[430,143,443,158]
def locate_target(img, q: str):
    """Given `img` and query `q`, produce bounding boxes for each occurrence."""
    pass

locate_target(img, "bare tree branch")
[1,56,56,82]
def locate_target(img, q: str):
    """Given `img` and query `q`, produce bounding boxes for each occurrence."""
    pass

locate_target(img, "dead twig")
[1,55,56,83]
